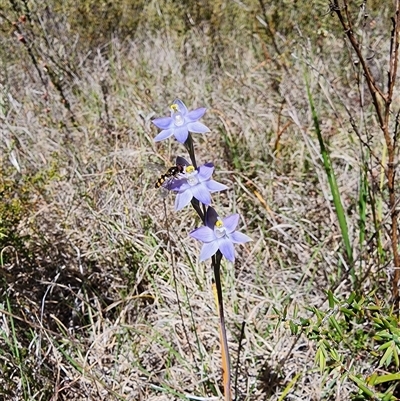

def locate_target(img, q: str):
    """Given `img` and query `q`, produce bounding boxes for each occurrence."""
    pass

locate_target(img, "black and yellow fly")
[155,164,185,188]
[155,156,189,188]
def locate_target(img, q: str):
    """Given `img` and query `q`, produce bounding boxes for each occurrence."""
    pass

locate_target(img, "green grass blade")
[305,80,353,265]
[358,168,367,251]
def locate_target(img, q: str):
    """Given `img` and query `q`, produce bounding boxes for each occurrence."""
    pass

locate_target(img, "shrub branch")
[331,0,400,307]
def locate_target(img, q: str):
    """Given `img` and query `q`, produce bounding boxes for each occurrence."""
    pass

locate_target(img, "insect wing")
[158,173,177,198]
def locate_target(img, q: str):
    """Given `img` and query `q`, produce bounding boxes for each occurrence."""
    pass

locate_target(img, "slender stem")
[332,0,385,127]
[183,136,232,398]
[191,198,204,222]
[184,133,197,169]
[234,321,246,400]
[212,251,232,401]
[387,0,400,311]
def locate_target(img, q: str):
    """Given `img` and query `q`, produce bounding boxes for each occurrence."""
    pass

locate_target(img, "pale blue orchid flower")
[190,207,252,262]
[152,99,210,143]
[170,162,228,211]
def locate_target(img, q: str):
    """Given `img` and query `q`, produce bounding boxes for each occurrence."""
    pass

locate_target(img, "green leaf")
[374,331,392,341]
[340,307,355,317]
[373,316,384,326]
[289,320,299,335]
[329,348,340,362]
[346,292,356,305]
[329,316,343,338]
[372,372,400,385]
[382,392,394,401]
[381,317,393,330]
[378,340,393,351]
[379,342,394,367]
[393,343,399,368]
[327,290,335,308]
[358,169,368,248]
[349,374,374,397]
[305,76,353,265]
[316,344,327,374]
[367,304,381,312]
[293,303,299,319]
[277,372,301,401]
[367,372,379,386]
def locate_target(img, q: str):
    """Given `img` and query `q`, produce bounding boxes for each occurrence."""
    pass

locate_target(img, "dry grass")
[0,0,399,400]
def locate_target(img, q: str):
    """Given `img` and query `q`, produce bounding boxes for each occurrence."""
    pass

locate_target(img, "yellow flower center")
[214,219,226,238]
[170,103,184,126]
[186,165,195,174]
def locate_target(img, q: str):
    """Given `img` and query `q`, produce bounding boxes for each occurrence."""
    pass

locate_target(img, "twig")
[331,0,400,310]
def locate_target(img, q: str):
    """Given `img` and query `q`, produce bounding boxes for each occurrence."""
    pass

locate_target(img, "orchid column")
[152,99,252,401]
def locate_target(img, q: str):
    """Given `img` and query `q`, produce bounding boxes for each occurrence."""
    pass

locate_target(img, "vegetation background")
[1,0,400,400]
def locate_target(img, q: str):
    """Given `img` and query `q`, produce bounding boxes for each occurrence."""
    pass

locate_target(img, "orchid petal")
[187,107,206,122]
[187,121,210,134]
[174,126,189,143]
[223,214,240,233]
[205,207,219,229]
[154,129,174,142]
[229,231,252,244]
[176,156,190,166]
[199,241,220,261]
[218,238,235,262]
[173,99,188,115]
[152,116,173,129]
[175,190,193,211]
[176,181,191,191]
[169,179,186,191]
[205,180,228,192]
[197,164,214,181]
[191,184,211,205]
[190,226,216,242]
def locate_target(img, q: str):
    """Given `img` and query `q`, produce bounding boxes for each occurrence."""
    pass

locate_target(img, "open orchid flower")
[190,207,252,262]
[152,99,210,143]
[169,161,228,211]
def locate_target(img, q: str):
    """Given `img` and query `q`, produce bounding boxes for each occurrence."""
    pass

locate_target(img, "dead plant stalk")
[332,0,400,307]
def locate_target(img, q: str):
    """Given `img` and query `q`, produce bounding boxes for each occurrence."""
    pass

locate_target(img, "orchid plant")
[152,98,251,400]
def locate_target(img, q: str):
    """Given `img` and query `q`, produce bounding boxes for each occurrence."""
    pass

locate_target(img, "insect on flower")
[170,163,228,211]
[154,156,189,193]
[155,164,185,188]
